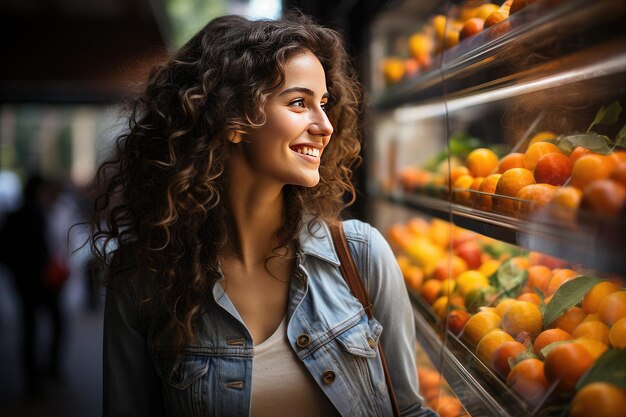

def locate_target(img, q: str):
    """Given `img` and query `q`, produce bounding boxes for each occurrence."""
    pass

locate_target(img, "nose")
[309,107,334,137]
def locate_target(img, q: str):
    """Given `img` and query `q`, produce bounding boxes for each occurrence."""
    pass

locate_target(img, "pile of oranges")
[382,0,539,85]
[389,218,626,416]
[417,367,469,417]
[451,134,626,223]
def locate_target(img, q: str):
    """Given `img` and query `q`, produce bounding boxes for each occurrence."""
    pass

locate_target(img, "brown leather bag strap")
[329,222,401,417]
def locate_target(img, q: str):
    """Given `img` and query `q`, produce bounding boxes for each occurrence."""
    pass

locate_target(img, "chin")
[292,174,320,188]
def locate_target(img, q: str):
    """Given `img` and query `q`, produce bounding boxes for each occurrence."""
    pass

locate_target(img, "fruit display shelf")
[372,0,625,110]
[379,192,626,276]
[410,292,532,417]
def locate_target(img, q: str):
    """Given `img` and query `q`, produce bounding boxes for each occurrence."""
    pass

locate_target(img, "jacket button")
[296,334,311,348]
[367,337,376,349]
[322,370,336,385]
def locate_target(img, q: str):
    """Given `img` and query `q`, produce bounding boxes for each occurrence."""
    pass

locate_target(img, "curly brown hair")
[91,12,363,347]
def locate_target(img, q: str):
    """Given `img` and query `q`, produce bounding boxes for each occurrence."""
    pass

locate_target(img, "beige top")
[251,317,340,417]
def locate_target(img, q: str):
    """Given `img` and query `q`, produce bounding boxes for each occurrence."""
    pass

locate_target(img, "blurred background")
[0,0,382,415]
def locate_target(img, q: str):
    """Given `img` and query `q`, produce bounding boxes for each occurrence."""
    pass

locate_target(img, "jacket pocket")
[154,353,210,416]
[162,355,209,390]
[335,317,383,358]
[334,317,388,416]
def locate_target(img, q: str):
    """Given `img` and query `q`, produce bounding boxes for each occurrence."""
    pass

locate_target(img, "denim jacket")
[104,219,438,417]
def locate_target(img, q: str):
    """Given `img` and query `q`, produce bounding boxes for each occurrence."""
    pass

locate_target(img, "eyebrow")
[278,87,329,99]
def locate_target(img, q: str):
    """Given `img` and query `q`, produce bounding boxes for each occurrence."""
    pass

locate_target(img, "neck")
[225,155,286,269]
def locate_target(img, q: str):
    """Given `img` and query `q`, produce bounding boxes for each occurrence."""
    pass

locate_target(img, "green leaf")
[540,340,572,359]
[493,259,528,297]
[559,133,612,155]
[543,276,604,326]
[508,349,538,369]
[615,122,626,148]
[587,101,622,132]
[576,348,626,389]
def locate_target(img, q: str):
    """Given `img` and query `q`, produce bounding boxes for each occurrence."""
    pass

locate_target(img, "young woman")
[92,12,437,417]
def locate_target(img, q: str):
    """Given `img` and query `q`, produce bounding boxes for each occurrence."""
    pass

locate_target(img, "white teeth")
[294,146,320,157]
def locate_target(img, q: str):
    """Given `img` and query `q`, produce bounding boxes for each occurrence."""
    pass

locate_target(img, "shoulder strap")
[329,222,374,318]
[329,221,401,417]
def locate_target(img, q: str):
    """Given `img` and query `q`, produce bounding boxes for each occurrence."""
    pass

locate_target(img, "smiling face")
[232,51,334,189]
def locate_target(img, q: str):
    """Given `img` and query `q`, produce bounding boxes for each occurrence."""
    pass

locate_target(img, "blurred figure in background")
[0,174,68,398]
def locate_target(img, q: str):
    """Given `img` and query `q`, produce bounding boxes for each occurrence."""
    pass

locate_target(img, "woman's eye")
[321,102,329,112]
[290,99,306,109]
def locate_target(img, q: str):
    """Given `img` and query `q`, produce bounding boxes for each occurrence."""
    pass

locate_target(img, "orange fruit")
[569,382,626,417]
[517,292,541,305]
[527,265,552,294]
[611,150,626,165]
[447,309,471,335]
[506,359,549,406]
[476,3,500,20]
[599,291,626,326]
[582,281,621,314]
[608,316,626,348]
[418,368,442,392]
[431,395,462,417]
[528,251,569,269]
[582,179,626,216]
[501,300,543,338]
[462,310,502,346]
[534,152,572,186]
[494,168,536,214]
[433,255,469,281]
[528,131,557,146]
[533,328,571,356]
[571,154,618,189]
[432,15,447,40]
[474,173,502,210]
[406,217,429,235]
[553,306,586,334]
[495,298,518,317]
[498,152,526,173]
[460,17,485,41]
[403,265,424,290]
[484,9,509,28]
[524,142,562,172]
[583,313,601,323]
[573,337,608,360]
[466,148,499,178]
[570,146,593,165]
[388,224,413,249]
[492,341,527,378]
[547,268,579,296]
[433,296,453,319]
[456,270,489,296]
[421,386,441,404]
[408,33,433,60]
[611,163,626,187]
[453,174,476,205]
[515,183,558,216]
[476,329,515,365]
[382,57,406,83]
[478,259,501,277]
[548,186,583,224]
[544,342,594,394]
[572,320,610,345]
[450,166,470,185]
[421,279,443,305]
[444,30,460,49]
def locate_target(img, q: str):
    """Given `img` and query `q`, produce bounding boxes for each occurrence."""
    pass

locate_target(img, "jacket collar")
[297,216,340,266]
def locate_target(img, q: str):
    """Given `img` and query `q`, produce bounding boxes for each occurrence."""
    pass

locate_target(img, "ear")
[229,130,244,144]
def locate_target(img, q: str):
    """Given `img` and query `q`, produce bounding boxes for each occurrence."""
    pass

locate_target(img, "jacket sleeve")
[103,283,165,417]
[354,222,439,417]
